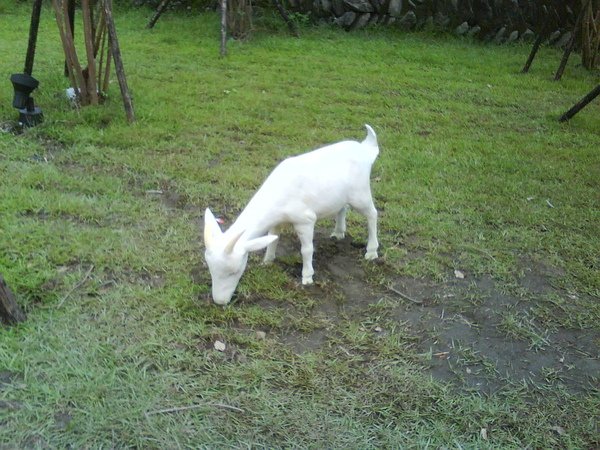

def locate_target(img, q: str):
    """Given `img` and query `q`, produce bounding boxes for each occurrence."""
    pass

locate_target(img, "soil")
[144,190,600,394]
[226,226,600,395]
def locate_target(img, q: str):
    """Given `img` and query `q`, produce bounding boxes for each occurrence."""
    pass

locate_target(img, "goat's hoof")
[262,259,275,265]
[365,251,378,260]
[302,276,314,285]
[330,231,345,240]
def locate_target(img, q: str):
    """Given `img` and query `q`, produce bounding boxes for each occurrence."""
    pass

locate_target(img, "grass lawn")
[1,2,599,447]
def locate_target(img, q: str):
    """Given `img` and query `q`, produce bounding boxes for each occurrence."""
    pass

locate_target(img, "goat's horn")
[224,229,245,255]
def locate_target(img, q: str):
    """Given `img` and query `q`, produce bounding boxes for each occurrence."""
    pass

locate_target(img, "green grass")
[1,2,600,448]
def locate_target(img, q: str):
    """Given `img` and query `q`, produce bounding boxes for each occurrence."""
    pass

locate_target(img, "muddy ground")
[200,224,600,396]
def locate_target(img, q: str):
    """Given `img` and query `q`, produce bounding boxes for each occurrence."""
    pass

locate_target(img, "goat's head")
[203,208,277,305]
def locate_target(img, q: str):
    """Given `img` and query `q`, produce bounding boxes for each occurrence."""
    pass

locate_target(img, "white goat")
[204,124,379,305]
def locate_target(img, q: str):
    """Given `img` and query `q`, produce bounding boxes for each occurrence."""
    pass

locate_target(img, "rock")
[521,28,535,42]
[506,30,519,43]
[455,21,469,35]
[370,0,383,13]
[335,11,357,28]
[555,31,572,49]
[387,0,403,18]
[547,30,561,44]
[214,340,226,352]
[467,25,480,37]
[256,331,266,340]
[381,15,396,25]
[454,269,465,279]
[367,13,380,25]
[319,0,333,14]
[331,0,346,16]
[350,12,372,29]
[344,0,374,13]
[493,26,506,44]
[433,12,450,28]
[397,10,416,30]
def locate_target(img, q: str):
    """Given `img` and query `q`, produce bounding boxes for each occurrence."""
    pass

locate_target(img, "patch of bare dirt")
[252,227,599,394]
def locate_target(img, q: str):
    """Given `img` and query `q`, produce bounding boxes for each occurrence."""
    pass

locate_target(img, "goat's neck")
[225,197,280,241]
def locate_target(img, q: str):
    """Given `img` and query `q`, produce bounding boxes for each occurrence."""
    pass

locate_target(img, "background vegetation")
[1,1,599,447]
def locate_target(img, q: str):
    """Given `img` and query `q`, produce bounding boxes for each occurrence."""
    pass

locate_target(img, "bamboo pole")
[82,0,99,104]
[97,20,108,93]
[102,45,112,95]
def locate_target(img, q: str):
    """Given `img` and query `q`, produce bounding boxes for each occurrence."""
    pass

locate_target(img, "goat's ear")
[224,229,245,255]
[204,208,223,249]
[243,235,278,253]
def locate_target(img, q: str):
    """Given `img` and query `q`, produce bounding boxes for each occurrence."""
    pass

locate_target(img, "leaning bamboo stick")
[97,22,107,93]
[102,45,111,95]
[51,0,79,94]
[93,8,106,57]
[61,0,88,103]
[103,0,134,122]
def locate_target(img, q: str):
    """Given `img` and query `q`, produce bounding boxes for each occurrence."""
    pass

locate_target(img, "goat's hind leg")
[350,194,379,260]
[330,205,348,240]
[294,218,316,285]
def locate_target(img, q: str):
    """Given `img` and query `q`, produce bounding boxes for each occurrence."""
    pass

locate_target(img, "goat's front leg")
[330,205,348,240]
[263,227,278,264]
[294,219,316,285]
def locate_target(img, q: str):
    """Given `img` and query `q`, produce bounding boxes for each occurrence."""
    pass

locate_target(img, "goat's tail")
[363,124,379,162]
[363,124,378,148]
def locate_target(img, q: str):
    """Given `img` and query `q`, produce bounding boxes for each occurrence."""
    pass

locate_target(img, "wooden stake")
[559,83,600,121]
[554,0,592,81]
[147,0,172,29]
[0,274,26,324]
[522,5,551,73]
[103,0,135,123]
[220,0,227,57]
[271,0,299,37]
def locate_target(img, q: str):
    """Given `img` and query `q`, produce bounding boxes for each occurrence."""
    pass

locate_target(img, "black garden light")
[10,73,43,127]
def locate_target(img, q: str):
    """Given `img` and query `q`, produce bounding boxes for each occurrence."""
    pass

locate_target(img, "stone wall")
[286,0,580,45]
